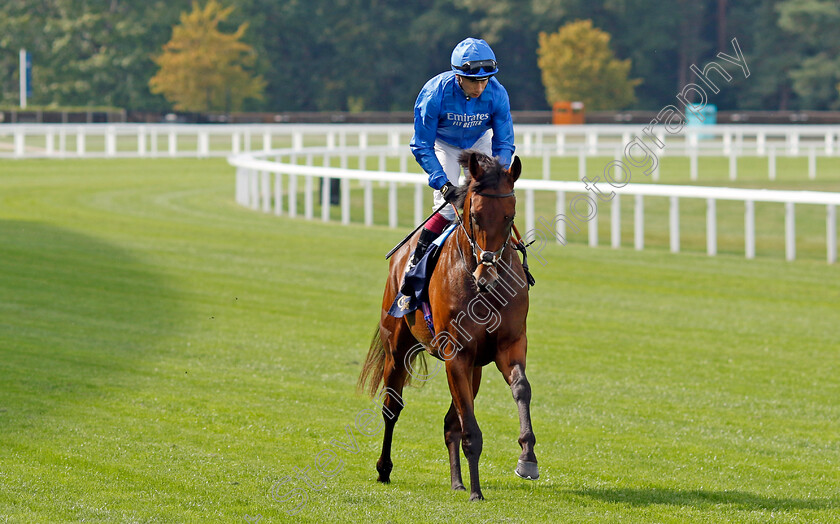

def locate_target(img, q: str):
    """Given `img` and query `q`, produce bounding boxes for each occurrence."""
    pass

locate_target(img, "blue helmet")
[450,38,498,79]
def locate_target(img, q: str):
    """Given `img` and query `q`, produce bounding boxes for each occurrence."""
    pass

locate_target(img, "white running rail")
[3,122,840,182]
[229,146,840,264]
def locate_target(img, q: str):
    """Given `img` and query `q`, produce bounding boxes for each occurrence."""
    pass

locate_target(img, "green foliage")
[233,0,474,112]
[777,0,840,109]
[2,0,840,111]
[0,0,190,110]
[537,20,639,110]
[551,1,678,110]
[723,0,797,110]
[149,0,265,112]
[453,0,566,114]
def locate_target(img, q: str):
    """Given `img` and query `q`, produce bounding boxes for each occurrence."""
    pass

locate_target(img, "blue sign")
[685,103,717,126]
[25,51,32,97]
[686,103,716,139]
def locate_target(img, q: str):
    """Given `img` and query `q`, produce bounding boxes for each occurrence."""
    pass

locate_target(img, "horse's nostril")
[476,276,497,293]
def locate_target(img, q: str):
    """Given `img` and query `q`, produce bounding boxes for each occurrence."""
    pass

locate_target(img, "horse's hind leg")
[443,366,481,491]
[375,320,413,483]
[443,402,464,490]
[495,335,538,480]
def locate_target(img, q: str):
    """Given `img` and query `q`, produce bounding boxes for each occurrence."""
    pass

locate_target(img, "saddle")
[387,224,458,332]
[386,223,536,335]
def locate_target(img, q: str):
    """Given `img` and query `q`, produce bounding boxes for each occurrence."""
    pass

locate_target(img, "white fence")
[229,146,840,264]
[0,123,394,159]
[4,122,838,262]
[3,122,840,182]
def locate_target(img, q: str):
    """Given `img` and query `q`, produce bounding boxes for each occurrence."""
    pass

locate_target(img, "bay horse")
[358,150,538,501]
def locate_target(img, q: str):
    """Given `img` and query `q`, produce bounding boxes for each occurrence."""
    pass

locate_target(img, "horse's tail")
[358,323,429,398]
[358,325,387,398]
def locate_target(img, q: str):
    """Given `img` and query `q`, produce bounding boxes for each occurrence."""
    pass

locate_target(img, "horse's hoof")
[469,492,484,501]
[376,459,392,483]
[451,483,466,491]
[515,460,539,480]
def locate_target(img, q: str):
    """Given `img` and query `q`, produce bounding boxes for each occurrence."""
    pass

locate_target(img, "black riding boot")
[407,228,437,271]
[400,228,437,295]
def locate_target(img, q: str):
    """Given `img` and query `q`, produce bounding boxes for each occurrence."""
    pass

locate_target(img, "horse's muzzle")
[474,264,499,293]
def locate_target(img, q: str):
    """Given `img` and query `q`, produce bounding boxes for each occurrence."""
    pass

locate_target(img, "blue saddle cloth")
[387,224,457,320]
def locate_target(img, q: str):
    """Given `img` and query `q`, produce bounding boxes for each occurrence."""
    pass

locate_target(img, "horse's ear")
[469,152,484,180]
[508,156,521,183]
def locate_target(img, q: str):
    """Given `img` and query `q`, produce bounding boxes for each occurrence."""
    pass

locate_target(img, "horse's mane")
[454,150,506,207]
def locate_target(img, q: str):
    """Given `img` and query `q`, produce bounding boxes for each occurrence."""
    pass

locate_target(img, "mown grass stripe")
[0,158,837,522]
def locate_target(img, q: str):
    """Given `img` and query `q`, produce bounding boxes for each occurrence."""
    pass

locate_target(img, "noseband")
[457,189,516,269]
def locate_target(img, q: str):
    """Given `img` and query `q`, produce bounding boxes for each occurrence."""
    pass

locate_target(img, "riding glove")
[440,182,458,203]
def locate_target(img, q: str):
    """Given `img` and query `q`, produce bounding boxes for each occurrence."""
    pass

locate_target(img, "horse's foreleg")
[495,336,539,480]
[447,360,484,501]
[443,366,481,491]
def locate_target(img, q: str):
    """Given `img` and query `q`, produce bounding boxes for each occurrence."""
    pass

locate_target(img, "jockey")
[406,37,515,272]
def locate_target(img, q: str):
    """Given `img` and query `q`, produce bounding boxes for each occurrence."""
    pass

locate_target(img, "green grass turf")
[1,158,838,523]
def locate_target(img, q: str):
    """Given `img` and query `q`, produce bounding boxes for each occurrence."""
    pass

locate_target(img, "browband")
[474,190,515,198]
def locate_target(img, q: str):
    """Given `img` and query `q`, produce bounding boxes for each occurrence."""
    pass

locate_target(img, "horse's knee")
[444,428,460,447]
[510,368,531,403]
[461,425,483,458]
[444,415,459,443]
[518,431,536,449]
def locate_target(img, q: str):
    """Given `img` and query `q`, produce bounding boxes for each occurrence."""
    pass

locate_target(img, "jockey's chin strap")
[452,189,515,269]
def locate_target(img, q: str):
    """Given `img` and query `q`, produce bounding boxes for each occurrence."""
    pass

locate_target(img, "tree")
[0,0,189,110]
[449,0,567,110]
[717,0,795,110]
[149,0,264,112]
[1,0,834,113]
[236,0,471,112]
[545,0,682,110]
[776,0,840,109]
[0,0,42,106]
[537,20,639,110]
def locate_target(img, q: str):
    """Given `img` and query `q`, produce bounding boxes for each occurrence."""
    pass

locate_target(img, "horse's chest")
[474,345,496,367]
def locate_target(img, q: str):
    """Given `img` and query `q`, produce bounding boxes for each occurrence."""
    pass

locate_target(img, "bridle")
[454,189,516,269]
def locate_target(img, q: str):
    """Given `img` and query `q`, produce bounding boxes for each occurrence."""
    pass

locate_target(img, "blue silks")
[409,71,514,190]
